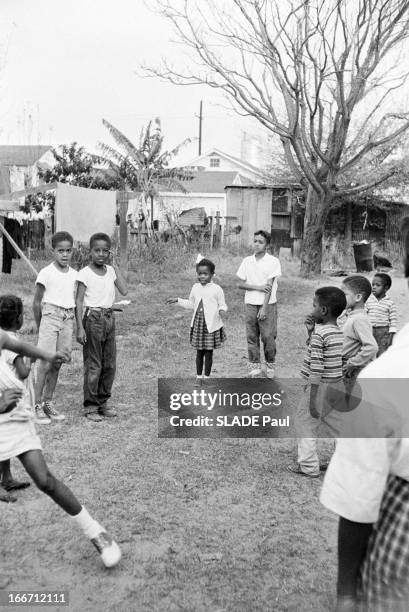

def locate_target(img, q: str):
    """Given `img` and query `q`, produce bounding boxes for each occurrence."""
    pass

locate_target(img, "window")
[210,157,220,168]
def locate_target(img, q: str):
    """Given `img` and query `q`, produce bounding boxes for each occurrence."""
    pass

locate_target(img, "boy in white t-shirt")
[33,231,77,424]
[76,233,128,422]
[237,230,281,377]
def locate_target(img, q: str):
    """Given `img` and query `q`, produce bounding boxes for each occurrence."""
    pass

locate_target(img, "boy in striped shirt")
[365,273,397,356]
[287,287,346,478]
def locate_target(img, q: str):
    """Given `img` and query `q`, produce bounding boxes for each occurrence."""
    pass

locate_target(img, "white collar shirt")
[236,253,281,305]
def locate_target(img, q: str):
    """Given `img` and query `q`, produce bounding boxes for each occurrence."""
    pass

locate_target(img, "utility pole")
[198,100,203,155]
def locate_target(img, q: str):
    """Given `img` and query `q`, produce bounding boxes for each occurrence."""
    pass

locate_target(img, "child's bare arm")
[113,263,128,296]
[75,283,87,345]
[0,331,66,366]
[33,284,45,332]
[14,356,30,380]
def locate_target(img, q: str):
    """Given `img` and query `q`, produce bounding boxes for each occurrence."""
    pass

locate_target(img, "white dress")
[0,360,42,461]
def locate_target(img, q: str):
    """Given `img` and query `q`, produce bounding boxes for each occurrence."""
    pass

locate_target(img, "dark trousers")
[83,310,116,412]
[245,303,277,364]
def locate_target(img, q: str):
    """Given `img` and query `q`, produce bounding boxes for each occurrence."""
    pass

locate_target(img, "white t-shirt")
[236,253,281,305]
[36,263,78,309]
[77,265,117,308]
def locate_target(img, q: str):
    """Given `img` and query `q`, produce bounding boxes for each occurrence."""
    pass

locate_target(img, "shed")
[225,184,303,252]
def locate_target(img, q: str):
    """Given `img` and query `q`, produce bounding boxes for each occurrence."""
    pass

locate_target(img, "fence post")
[209,216,214,250]
[117,191,129,274]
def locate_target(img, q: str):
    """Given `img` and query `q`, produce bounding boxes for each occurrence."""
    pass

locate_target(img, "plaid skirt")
[190,308,226,350]
[359,475,409,611]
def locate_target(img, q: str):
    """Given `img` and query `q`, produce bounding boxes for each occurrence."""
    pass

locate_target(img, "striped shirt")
[301,323,343,384]
[365,294,398,333]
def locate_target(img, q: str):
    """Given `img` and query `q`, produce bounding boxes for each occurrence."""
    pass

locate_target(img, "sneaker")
[85,412,104,422]
[43,401,65,421]
[91,531,122,568]
[266,363,275,379]
[194,375,203,388]
[34,403,51,425]
[286,464,320,478]
[247,363,262,377]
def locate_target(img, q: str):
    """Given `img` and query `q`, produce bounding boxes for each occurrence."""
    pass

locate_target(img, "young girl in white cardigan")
[167,258,227,380]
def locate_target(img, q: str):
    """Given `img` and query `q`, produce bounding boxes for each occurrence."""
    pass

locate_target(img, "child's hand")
[304,315,315,334]
[0,388,23,414]
[309,400,319,419]
[166,298,178,304]
[219,309,226,318]
[257,307,267,321]
[51,351,69,367]
[343,363,357,379]
[77,328,87,345]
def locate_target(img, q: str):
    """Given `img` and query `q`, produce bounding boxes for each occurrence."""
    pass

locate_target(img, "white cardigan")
[178,282,227,333]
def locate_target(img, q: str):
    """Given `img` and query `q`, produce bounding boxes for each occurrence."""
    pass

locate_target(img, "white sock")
[71,506,104,540]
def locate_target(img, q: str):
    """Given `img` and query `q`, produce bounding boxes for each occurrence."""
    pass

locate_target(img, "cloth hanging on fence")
[55,183,116,243]
[2,218,22,274]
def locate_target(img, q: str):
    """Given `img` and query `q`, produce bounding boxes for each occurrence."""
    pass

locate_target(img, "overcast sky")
[0,0,269,163]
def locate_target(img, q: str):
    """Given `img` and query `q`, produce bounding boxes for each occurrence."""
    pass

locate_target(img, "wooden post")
[215,210,221,247]
[0,221,38,277]
[117,191,129,274]
[209,216,214,250]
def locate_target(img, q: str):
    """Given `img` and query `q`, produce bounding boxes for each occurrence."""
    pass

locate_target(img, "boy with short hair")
[287,286,346,477]
[341,275,378,388]
[76,233,128,422]
[365,272,397,356]
[33,231,77,424]
[236,230,281,378]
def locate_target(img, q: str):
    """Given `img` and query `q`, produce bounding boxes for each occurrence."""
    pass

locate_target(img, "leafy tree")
[38,142,120,190]
[146,0,409,275]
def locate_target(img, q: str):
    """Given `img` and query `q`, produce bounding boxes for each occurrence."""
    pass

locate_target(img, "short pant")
[37,303,74,356]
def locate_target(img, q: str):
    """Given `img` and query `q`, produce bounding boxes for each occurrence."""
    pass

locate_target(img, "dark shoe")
[0,486,17,503]
[3,479,30,491]
[286,464,320,478]
[99,407,117,418]
[85,413,104,422]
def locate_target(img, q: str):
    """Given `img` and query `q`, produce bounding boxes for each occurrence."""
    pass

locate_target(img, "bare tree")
[144,0,409,275]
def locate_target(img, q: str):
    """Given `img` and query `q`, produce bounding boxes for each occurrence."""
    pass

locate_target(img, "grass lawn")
[2,252,409,612]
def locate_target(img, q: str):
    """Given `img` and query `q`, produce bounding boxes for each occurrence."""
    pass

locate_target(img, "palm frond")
[101,118,144,163]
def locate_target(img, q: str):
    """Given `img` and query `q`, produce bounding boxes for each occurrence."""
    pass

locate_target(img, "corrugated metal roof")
[186,171,252,193]
[0,145,52,167]
[179,207,207,226]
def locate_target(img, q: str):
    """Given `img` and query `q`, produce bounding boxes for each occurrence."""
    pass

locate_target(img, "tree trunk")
[300,188,331,277]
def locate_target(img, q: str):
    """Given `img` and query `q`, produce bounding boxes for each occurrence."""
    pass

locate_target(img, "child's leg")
[97,314,116,413]
[203,350,213,376]
[245,305,261,367]
[337,517,373,601]
[18,449,81,514]
[43,314,74,402]
[196,350,205,375]
[1,458,30,490]
[35,309,60,405]
[259,303,277,365]
[83,313,104,414]
[18,449,121,567]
